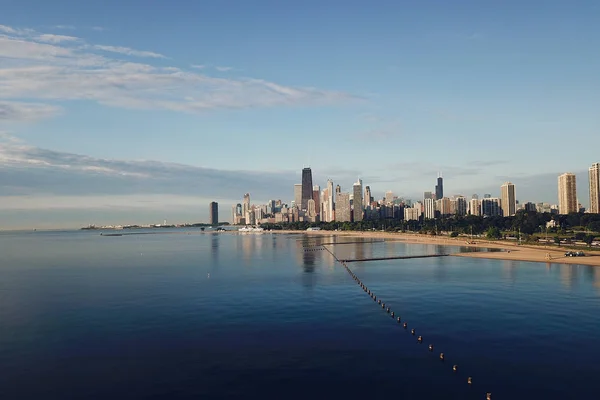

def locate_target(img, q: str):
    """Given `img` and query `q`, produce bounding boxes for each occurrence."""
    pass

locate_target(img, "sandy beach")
[272,229,600,267]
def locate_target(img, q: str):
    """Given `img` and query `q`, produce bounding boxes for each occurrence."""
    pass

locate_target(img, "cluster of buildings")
[218,163,600,226]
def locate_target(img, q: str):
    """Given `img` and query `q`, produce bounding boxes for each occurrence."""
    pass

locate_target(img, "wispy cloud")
[190,64,205,69]
[91,26,105,32]
[53,25,76,30]
[215,66,234,72]
[35,34,80,44]
[0,24,356,116]
[91,44,166,59]
[0,101,62,122]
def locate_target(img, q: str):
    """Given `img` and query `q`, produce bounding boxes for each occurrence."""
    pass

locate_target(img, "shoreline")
[270,230,600,267]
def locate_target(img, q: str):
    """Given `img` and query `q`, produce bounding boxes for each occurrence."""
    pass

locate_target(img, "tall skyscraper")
[589,163,600,214]
[209,202,219,225]
[327,180,335,222]
[558,173,578,214]
[335,193,351,222]
[424,198,436,219]
[364,186,372,208]
[434,174,443,200]
[500,182,516,217]
[243,194,250,216]
[353,179,363,222]
[455,196,467,216]
[385,190,394,205]
[312,185,320,216]
[301,167,313,211]
[293,184,302,209]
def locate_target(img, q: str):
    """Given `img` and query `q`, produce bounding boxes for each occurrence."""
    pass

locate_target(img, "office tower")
[437,197,451,215]
[335,185,341,195]
[335,193,351,222]
[353,179,363,222]
[481,198,502,217]
[294,184,302,209]
[404,206,421,221]
[484,194,491,199]
[472,194,479,200]
[364,186,372,208]
[209,202,219,225]
[435,174,443,200]
[589,163,600,213]
[455,196,467,216]
[424,198,436,219]
[384,191,394,205]
[242,194,250,217]
[312,185,320,216]
[327,180,335,222]
[469,198,481,216]
[301,168,313,211]
[423,191,433,202]
[500,182,517,217]
[524,202,536,212]
[231,205,237,224]
[558,173,578,214]
[307,199,317,222]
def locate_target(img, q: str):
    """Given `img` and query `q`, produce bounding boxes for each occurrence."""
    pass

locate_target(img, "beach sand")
[273,229,600,267]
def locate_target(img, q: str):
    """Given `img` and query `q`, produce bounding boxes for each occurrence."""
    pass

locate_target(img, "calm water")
[1,230,599,399]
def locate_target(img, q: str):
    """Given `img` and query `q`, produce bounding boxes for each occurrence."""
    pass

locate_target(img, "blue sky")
[1,0,599,228]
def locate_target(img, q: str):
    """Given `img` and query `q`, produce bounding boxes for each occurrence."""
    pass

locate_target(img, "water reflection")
[211,234,219,262]
[503,260,518,284]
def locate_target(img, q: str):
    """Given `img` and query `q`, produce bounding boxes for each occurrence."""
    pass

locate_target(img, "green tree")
[486,227,502,239]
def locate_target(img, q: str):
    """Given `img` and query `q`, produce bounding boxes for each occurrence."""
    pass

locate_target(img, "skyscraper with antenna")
[435,172,444,200]
[301,167,313,211]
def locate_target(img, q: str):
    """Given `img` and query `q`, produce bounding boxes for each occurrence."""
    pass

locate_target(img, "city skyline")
[2,1,600,228]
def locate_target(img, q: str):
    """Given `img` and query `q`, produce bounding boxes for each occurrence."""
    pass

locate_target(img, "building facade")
[335,193,351,222]
[469,198,481,216]
[294,184,302,210]
[301,168,313,211]
[424,198,436,219]
[589,163,600,214]
[481,198,502,217]
[558,173,578,214]
[209,202,219,225]
[500,182,517,217]
[435,175,444,200]
[353,179,363,222]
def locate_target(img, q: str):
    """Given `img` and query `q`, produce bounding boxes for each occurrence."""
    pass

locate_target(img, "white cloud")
[0,101,62,121]
[35,34,80,43]
[215,66,233,72]
[91,44,166,59]
[0,24,17,34]
[91,26,105,31]
[191,64,205,69]
[54,25,76,30]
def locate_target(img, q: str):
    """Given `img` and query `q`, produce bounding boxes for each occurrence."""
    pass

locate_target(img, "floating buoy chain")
[335,256,489,397]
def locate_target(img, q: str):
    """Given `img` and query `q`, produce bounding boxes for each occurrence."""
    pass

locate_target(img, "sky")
[1,0,600,229]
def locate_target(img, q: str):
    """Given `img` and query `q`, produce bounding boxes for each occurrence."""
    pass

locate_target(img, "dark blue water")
[1,230,599,399]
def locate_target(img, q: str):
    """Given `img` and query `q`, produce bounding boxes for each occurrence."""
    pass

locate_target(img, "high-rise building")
[469,199,481,216]
[327,180,335,222]
[307,199,317,222]
[523,202,536,212]
[335,185,341,195]
[558,173,578,214]
[353,179,363,222]
[424,198,436,219]
[312,185,320,216]
[481,198,502,217]
[455,196,467,216]
[423,191,433,201]
[472,194,479,200]
[364,186,372,208]
[589,163,600,214]
[436,197,451,215]
[209,202,219,225]
[294,184,302,209]
[301,168,313,211]
[435,174,444,200]
[500,182,517,217]
[335,193,351,222]
[242,193,250,219]
[385,191,394,205]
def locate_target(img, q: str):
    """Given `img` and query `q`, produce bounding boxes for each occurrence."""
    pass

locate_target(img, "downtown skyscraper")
[301,167,313,211]
[500,182,516,217]
[558,173,578,214]
[435,174,444,200]
[590,163,600,214]
[353,179,363,222]
[209,202,219,225]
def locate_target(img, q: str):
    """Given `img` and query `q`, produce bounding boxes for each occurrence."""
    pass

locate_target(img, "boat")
[238,226,264,233]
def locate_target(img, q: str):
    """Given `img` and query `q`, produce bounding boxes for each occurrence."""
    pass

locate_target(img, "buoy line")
[321,244,489,399]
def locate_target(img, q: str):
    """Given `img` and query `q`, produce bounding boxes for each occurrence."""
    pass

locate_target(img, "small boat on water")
[238,226,264,233]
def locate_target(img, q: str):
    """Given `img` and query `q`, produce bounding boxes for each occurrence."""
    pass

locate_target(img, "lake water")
[1,230,599,399]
